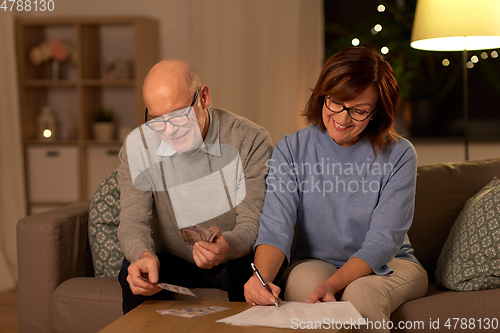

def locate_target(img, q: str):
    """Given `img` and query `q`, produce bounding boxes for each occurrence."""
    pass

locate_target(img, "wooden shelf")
[24,80,78,87]
[81,79,135,86]
[84,140,124,146]
[24,140,79,146]
[16,16,159,213]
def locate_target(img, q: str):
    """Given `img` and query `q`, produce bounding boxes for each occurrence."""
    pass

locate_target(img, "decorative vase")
[93,122,114,142]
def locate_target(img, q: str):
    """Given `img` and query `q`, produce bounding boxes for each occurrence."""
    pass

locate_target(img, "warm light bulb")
[43,129,52,138]
[471,55,479,63]
[352,38,360,46]
[466,61,474,69]
[442,59,450,66]
[377,4,386,12]
[374,24,383,32]
[412,37,500,51]
[492,51,499,58]
[381,46,389,54]
[481,52,489,59]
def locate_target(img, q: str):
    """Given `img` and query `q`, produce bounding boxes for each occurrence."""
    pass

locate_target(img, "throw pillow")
[435,176,500,291]
[88,170,124,278]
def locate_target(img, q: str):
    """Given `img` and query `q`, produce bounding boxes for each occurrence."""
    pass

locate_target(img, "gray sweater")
[117,108,273,264]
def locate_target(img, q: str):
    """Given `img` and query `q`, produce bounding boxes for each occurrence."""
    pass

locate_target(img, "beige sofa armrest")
[17,202,93,333]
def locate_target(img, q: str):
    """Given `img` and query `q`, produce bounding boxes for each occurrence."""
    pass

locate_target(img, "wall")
[413,141,500,166]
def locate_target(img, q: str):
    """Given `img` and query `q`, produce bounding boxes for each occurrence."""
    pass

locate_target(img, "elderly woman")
[244,47,428,332]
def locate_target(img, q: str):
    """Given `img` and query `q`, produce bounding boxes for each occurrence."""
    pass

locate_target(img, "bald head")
[143,60,202,114]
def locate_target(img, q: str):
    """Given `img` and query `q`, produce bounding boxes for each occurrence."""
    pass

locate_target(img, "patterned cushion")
[88,170,124,278]
[435,177,500,291]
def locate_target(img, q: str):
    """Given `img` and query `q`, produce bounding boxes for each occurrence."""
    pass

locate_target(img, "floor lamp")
[410,0,500,161]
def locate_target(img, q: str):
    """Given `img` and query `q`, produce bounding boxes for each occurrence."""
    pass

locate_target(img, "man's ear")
[200,84,211,109]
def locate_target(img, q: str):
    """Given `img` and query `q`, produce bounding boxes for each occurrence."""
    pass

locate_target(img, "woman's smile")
[332,119,351,131]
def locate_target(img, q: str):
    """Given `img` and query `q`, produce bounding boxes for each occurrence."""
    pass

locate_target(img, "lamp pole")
[463,49,469,161]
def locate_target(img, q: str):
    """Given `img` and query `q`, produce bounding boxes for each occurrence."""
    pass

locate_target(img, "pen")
[251,263,279,307]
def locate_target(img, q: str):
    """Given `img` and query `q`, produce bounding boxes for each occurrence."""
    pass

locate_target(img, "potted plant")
[92,107,114,142]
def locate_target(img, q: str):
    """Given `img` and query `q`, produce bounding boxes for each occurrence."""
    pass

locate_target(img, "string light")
[381,46,389,54]
[377,4,386,12]
[43,129,52,138]
[481,52,489,59]
[466,61,474,69]
[492,51,499,58]
[442,59,450,66]
[374,24,383,32]
[352,38,360,46]
[471,55,479,63]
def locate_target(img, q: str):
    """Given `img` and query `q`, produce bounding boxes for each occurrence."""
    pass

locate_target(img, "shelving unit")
[16,17,159,214]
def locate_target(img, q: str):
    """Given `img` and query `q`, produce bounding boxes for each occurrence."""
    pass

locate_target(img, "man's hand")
[126,251,162,296]
[306,281,337,303]
[192,226,229,269]
[244,275,281,306]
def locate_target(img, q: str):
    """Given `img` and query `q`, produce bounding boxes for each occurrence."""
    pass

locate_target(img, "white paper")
[217,301,365,329]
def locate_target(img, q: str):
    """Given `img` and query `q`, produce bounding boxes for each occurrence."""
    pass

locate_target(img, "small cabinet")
[86,145,121,199]
[27,145,80,203]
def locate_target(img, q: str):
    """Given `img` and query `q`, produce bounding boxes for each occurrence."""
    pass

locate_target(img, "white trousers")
[283,258,428,333]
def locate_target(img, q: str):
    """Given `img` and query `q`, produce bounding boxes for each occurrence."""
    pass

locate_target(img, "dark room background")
[324,0,500,140]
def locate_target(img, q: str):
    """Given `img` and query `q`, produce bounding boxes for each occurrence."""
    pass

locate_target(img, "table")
[98,301,351,332]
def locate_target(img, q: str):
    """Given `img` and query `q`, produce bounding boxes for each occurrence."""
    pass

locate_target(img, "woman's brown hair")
[304,47,400,153]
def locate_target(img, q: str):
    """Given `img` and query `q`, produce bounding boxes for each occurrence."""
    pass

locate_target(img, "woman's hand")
[307,257,373,303]
[244,275,281,306]
[306,281,337,303]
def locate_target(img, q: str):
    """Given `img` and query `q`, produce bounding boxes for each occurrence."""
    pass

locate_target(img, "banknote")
[157,306,230,317]
[139,276,196,297]
[180,224,216,245]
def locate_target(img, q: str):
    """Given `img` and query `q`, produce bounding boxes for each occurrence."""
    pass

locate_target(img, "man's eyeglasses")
[324,95,375,122]
[145,88,200,131]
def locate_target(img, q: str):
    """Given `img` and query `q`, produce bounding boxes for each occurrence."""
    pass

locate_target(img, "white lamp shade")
[411,0,500,51]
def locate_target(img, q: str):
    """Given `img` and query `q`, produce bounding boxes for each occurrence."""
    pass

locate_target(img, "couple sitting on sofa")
[118,47,428,331]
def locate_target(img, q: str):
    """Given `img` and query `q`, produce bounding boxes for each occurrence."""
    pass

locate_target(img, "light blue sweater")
[255,125,419,275]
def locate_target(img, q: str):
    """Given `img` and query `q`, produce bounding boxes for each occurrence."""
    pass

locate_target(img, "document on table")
[217,301,365,329]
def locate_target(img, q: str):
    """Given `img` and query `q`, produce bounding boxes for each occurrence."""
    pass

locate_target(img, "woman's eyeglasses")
[324,95,376,122]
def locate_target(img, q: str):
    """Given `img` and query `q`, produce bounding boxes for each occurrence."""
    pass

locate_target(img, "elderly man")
[117,60,273,313]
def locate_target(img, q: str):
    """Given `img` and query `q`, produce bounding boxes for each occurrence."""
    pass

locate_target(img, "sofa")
[17,157,500,332]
